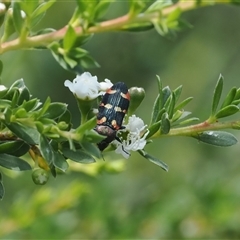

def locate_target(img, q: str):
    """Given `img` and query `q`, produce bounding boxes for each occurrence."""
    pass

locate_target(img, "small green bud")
[0,3,6,27]
[128,86,145,115]
[32,168,49,185]
[57,121,69,130]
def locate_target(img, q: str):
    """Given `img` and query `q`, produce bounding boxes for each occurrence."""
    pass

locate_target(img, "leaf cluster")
[148,75,197,139]
[0,76,103,199]
[210,74,240,122]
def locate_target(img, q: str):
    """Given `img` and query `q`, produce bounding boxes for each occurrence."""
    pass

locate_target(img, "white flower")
[64,72,113,100]
[99,79,113,92]
[114,115,149,159]
[64,72,100,100]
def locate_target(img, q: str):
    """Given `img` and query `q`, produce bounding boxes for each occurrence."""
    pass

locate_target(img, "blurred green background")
[1,1,240,239]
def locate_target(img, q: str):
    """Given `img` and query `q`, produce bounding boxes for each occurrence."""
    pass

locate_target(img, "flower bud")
[32,168,49,185]
[128,87,145,115]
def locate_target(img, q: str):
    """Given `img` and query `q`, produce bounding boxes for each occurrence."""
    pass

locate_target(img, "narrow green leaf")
[18,85,30,105]
[129,0,146,16]
[211,74,224,115]
[76,116,97,136]
[0,60,3,76]
[63,25,77,51]
[81,142,101,159]
[79,54,100,69]
[22,98,41,112]
[194,131,237,147]
[94,0,113,19]
[39,135,54,164]
[53,152,68,172]
[0,99,11,108]
[221,87,237,108]
[168,93,176,118]
[0,86,8,99]
[0,153,31,171]
[42,102,67,119]
[147,0,172,13]
[62,148,95,164]
[12,2,25,34]
[31,0,56,18]
[0,180,4,200]
[160,112,170,134]
[37,96,51,118]
[162,86,172,106]
[174,97,193,111]
[147,121,161,139]
[234,88,240,101]
[150,94,160,125]
[171,110,183,122]
[138,149,168,172]
[215,105,239,119]
[5,122,39,145]
[0,141,29,156]
[173,85,182,103]
[178,117,199,126]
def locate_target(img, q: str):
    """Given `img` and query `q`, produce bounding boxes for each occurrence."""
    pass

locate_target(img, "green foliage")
[0,0,239,207]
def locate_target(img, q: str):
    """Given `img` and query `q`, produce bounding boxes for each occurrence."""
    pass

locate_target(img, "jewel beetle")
[94,82,130,151]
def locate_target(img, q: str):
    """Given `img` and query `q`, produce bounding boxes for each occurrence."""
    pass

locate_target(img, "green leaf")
[31,0,56,18]
[0,99,11,108]
[37,96,51,118]
[0,141,29,156]
[22,98,41,112]
[81,142,101,159]
[173,85,182,103]
[0,86,8,99]
[0,60,3,76]
[0,177,4,200]
[63,25,77,51]
[215,105,239,119]
[150,94,160,125]
[234,88,240,101]
[162,86,172,106]
[39,135,54,165]
[0,153,31,171]
[147,0,172,13]
[53,151,68,172]
[171,109,183,122]
[82,129,106,143]
[211,74,224,115]
[160,112,170,134]
[18,85,30,105]
[58,109,72,127]
[129,0,146,16]
[5,122,39,145]
[178,117,199,126]
[76,117,97,138]
[167,93,176,118]
[194,131,237,147]
[94,0,113,19]
[147,121,161,139]
[138,149,168,171]
[79,54,100,69]
[174,97,193,111]
[12,2,25,34]
[62,148,95,164]
[221,87,237,108]
[42,102,67,119]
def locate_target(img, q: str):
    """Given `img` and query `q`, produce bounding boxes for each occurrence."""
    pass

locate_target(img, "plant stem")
[151,120,240,139]
[0,1,197,54]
